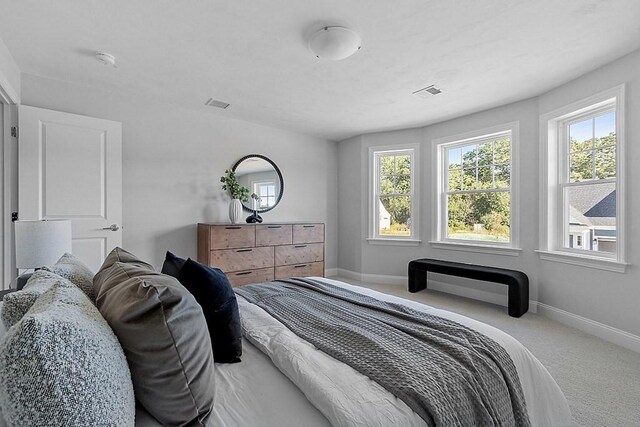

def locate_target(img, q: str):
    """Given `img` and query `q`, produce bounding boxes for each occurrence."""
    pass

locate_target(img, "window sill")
[428,240,522,256]
[367,238,421,247]
[536,250,628,273]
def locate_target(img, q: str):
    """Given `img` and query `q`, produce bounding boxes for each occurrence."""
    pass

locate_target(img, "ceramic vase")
[229,199,243,224]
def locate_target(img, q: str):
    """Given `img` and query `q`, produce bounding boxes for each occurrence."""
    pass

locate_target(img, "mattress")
[0,279,572,426]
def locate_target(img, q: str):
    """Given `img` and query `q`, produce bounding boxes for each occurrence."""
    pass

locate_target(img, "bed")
[0,277,571,426]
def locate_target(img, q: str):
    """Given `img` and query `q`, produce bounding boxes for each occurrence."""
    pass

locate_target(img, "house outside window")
[368,145,419,244]
[432,122,519,252]
[539,85,626,272]
[562,110,617,254]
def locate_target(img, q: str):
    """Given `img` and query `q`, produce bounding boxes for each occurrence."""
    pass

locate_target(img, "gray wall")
[20,74,338,271]
[338,48,640,339]
[0,36,20,101]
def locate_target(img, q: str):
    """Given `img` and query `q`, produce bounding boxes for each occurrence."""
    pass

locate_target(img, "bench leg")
[408,267,427,293]
[507,283,529,318]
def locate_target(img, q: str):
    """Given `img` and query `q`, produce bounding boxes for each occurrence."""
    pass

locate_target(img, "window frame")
[538,85,627,272]
[431,122,520,255]
[253,181,276,209]
[367,144,420,245]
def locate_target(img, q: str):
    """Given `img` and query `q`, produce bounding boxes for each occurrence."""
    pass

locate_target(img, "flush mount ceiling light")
[308,26,361,60]
[95,52,117,68]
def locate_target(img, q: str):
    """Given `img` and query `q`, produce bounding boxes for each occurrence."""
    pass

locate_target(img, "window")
[539,85,626,271]
[433,123,518,251]
[562,109,617,253]
[253,181,276,209]
[369,145,419,243]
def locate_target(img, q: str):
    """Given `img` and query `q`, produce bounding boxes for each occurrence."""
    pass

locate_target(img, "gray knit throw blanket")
[235,278,531,427]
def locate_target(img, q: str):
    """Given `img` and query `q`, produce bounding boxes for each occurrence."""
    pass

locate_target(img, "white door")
[18,105,122,272]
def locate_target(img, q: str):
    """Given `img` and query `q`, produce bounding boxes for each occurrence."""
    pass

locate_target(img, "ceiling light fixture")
[308,26,361,61]
[95,52,117,68]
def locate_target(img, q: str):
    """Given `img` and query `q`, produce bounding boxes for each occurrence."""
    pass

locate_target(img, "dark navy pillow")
[178,258,242,364]
[161,251,186,278]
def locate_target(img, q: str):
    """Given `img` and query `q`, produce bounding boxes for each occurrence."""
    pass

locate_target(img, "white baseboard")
[536,303,640,354]
[325,268,338,277]
[335,269,640,352]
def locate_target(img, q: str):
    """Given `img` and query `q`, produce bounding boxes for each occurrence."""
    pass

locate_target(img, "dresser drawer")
[256,224,292,246]
[292,224,324,244]
[209,247,274,272]
[209,225,255,249]
[227,267,274,287]
[275,262,324,280]
[275,243,323,266]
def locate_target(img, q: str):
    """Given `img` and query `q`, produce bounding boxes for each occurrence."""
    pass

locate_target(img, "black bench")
[408,258,529,318]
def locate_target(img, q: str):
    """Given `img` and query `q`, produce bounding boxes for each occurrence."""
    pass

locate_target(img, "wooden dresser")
[197,223,325,286]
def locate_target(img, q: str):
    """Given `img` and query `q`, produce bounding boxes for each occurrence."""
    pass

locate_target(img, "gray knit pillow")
[0,281,135,426]
[42,253,95,302]
[0,270,72,330]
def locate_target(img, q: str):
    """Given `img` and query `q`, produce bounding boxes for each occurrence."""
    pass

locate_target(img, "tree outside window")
[444,134,512,243]
[563,110,617,254]
[372,148,416,239]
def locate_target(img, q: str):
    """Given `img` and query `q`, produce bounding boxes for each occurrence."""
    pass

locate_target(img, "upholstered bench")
[408,258,529,318]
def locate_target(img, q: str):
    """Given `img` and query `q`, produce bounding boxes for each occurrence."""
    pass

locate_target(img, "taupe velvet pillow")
[94,248,215,427]
[93,247,154,296]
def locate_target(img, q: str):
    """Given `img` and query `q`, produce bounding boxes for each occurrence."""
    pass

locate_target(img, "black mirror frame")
[232,154,284,213]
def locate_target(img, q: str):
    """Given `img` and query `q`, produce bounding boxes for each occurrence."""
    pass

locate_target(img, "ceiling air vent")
[204,98,230,109]
[412,85,442,99]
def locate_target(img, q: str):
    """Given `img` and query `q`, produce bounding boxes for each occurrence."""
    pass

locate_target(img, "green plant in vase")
[220,169,251,202]
[220,169,251,223]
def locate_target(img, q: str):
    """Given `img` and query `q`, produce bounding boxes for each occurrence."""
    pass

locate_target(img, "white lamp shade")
[15,220,72,269]
[309,26,361,60]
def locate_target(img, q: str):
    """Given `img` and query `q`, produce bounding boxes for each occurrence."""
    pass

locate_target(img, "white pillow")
[0,270,71,330]
[42,253,95,302]
[0,280,135,426]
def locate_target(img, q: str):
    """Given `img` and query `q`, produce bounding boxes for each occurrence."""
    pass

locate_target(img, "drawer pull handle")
[267,225,282,229]
[303,225,315,228]
[294,245,307,248]
[236,249,253,253]
[225,226,242,230]
[294,264,308,268]
[235,272,252,276]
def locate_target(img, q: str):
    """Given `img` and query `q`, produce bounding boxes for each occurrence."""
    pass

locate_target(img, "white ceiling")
[0,1,639,141]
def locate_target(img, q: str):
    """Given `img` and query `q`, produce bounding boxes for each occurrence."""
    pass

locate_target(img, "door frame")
[0,77,19,289]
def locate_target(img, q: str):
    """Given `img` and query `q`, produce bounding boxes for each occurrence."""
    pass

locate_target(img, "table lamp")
[13,219,72,289]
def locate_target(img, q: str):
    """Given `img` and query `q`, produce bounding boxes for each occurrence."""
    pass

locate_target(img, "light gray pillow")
[42,253,95,302]
[95,249,215,427]
[0,280,135,426]
[0,270,72,329]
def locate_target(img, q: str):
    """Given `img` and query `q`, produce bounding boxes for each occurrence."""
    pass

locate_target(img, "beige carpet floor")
[334,277,640,427]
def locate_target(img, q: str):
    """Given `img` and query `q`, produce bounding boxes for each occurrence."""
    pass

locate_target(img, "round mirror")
[232,154,284,213]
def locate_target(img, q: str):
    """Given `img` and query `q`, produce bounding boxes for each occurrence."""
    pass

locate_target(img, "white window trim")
[538,84,627,272]
[368,144,421,244]
[431,122,521,254]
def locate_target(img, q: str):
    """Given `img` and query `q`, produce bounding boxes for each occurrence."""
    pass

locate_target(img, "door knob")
[102,224,120,231]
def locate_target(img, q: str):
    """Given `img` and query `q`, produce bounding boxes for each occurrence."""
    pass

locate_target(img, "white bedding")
[237,278,572,427]
[0,279,572,426]
[136,336,330,427]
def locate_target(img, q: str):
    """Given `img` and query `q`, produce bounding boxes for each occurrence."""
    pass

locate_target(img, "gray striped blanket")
[235,278,530,427]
